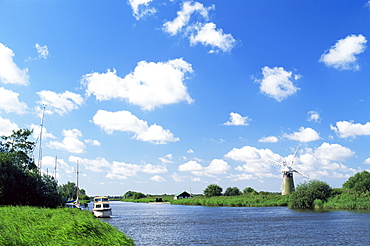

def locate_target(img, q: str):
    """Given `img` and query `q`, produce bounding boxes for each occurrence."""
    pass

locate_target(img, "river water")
[95,201,370,245]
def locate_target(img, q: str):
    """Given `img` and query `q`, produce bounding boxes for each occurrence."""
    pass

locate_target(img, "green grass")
[0,206,134,246]
[322,191,370,210]
[171,194,289,207]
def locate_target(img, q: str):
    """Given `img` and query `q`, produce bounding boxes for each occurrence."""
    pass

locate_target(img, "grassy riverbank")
[171,194,289,207]
[0,206,134,246]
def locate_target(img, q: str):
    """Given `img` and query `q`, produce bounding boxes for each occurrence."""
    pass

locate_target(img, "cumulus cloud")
[255,66,300,102]
[128,0,156,20]
[258,136,279,143]
[150,175,167,182]
[35,43,49,59]
[163,1,236,53]
[0,117,18,136]
[307,111,321,123]
[106,161,167,180]
[330,120,370,138]
[189,22,236,53]
[0,43,29,85]
[319,34,367,70]
[223,112,251,126]
[224,144,357,182]
[82,58,193,111]
[163,1,212,36]
[69,156,110,173]
[42,156,73,178]
[29,124,56,140]
[93,109,179,144]
[84,139,101,146]
[178,159,230,176]
[283,127,320,142]
[47,129,86,154]
[0,87,28,114]
[37,90,84,115]
[159,154,173,163]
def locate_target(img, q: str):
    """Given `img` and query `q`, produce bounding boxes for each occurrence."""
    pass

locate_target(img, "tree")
[289,180,331,209]
[58,182,78,200]
[0,129,63,208]
[343,171,370,193]
[203,184,223,198]
[243,187,257,195]
[224,187,241,196]
[124,191,146,199]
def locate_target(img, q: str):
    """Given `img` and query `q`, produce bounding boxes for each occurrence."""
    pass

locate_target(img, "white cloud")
[223,112,251,126]
[159,154,173,163]
[227,173,255,181]
[225,144,357,181]
[307,111,321,123]
[93,109,179,144]
[283,127,320,142]
[0,117,18,136]
[255,66,300,102]
[69,156,110,173]
[258,136,279,143]
[150,175,167,182]
[37,90,84,115]
[225,146,277,178]
[42,156,73,178]
[187,149,194,153]
[35,43,49,59]
[0,43,29,85]
[171,173,184,182]
[106,161,167,180]
[319,34,367,70]
[128,0,156,20]
[189,22,236,53]
[82,58,194,111]
[313,142,354,162]
[0,87,28,114]
[163,1,212,36]
[364,158,370,164]
[178,159,230,176]
[84,139,101,146]
[330,121,370,138]
[163,1,235,53]
[29,124,56,140]
[47,129,86,154]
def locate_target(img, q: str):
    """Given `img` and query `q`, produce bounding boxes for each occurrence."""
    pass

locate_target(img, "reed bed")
[0,206,134,245]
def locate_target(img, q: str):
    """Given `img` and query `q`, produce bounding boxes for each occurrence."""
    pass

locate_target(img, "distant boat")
[92,196,112,218]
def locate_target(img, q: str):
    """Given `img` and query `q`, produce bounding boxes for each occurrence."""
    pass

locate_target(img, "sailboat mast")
[76,161,79,200]
[54,156,57,179]
[38,106,46,172]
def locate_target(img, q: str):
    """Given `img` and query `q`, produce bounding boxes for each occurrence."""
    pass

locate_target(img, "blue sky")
[1,0,370,196]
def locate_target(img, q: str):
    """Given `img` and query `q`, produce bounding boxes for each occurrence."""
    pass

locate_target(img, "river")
[94,201,370,245]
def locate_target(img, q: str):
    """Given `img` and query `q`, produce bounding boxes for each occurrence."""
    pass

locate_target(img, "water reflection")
[94,201,370,246]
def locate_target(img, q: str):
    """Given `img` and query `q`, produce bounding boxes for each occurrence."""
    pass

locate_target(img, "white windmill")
[269,147,308,195]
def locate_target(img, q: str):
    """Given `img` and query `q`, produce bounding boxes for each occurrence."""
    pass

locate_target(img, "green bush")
[289,180,331,209]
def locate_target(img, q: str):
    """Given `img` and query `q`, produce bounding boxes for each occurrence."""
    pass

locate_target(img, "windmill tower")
[269,147,307,195]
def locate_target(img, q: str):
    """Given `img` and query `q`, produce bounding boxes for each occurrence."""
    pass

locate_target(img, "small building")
[174,191,192,200]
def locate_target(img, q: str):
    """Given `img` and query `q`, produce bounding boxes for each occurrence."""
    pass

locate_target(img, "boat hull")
[93,209,112,218]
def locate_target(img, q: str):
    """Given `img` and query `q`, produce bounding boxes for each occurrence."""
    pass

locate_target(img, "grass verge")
[0,206,134,246]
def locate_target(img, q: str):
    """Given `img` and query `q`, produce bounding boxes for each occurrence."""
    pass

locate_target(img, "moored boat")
[93,196,112,218]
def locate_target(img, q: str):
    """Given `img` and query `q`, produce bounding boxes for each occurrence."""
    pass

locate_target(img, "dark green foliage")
[343,171,370,193]
[224,187,241,196]
[59,181,78,200]
[289,180,331,209]
[243,187,257,195]
[0,206,134,245]
[124,190,146,199]
[203,184,223,198]
[0,129,63,208]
